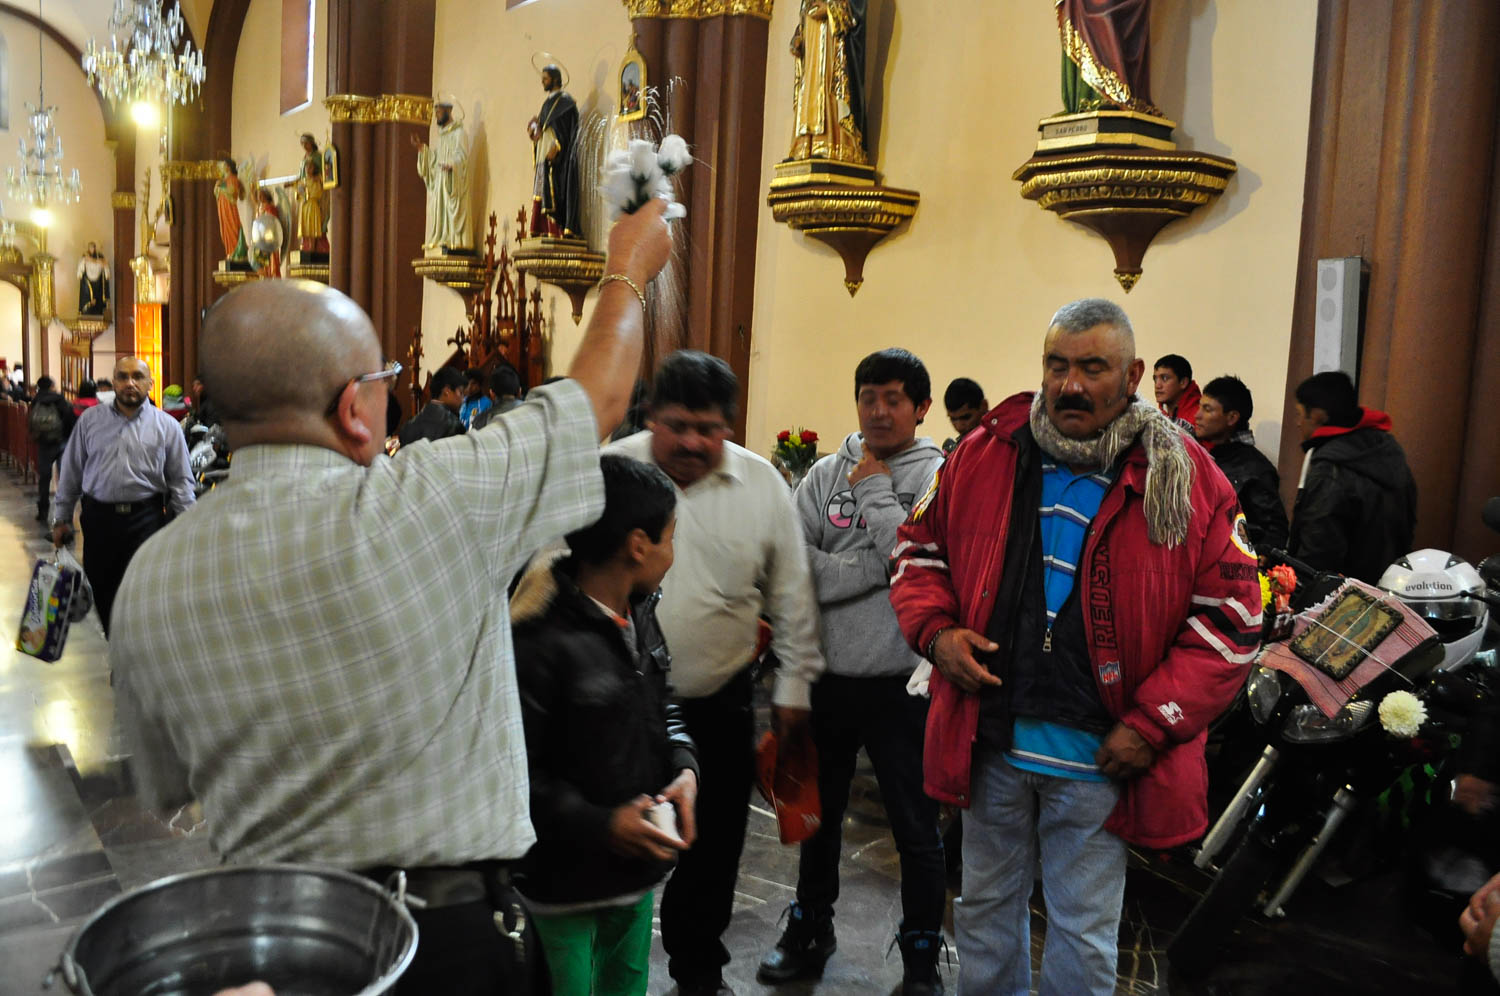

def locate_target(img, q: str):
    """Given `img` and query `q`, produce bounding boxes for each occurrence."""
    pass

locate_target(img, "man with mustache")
[607,350,825,996]
[890,299,1259,995]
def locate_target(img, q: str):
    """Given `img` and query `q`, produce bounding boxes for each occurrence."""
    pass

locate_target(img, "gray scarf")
[1029,393,1194,548]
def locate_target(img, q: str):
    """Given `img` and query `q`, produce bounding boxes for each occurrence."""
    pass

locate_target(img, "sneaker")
[897,928,947,996]
[756,901,836,984]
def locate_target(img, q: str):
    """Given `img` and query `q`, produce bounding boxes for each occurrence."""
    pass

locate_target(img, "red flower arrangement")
[772,427,820,482]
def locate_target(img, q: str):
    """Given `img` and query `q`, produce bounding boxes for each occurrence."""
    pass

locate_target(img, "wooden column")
[326,0,435,377]
[1279,0,1500,558]
[105,112,137,358]
[165,0,250,387]
[625,1,773,439]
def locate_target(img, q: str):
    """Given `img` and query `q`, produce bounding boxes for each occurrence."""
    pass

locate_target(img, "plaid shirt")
[111,381,604,868]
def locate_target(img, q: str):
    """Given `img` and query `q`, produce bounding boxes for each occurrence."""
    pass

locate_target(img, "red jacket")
[1161,379,1201,431]
[891,393,1261,848]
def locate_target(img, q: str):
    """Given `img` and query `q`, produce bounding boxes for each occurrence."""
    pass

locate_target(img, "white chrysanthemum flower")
[657,134,692,174]
[1378,690,1427,738]
[628,139,658,180]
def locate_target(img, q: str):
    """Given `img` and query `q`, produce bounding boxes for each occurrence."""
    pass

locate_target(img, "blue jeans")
[956,748,1125,996]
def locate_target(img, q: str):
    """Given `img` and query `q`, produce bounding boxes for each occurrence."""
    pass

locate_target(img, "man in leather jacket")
[1194,375,1288,551]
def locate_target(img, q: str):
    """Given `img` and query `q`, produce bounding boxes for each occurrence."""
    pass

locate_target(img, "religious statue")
[252,187,285,278]
[294,133,329,255]
[214,159,248,263]
[413,97,473,253]
[788,0,868,164]
[77,242,109,316]
[527,64,580,239]
[1057,0,1158,115]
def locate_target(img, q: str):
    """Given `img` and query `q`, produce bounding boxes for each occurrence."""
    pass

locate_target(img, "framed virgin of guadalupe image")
[322,142,341,189]
[619,43,645,122]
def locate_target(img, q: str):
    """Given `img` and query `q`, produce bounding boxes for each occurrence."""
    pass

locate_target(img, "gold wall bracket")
[513,237,606,325]
[1013,116,1236,292]
[286,252,330,284]
[412,253,488,295]
[767,159,919,296]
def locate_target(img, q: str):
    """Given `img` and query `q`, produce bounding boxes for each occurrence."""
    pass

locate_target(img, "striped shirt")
[1008,459,1115,782]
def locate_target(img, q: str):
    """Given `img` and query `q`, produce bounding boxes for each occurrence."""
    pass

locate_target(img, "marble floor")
[0,458,1478,995]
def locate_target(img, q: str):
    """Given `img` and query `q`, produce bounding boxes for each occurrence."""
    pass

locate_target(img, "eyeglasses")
[326,359,402,416]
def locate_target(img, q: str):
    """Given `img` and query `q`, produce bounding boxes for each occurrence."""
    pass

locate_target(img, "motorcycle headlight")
[1281,701,1377,744]
[1246,665,1283,724]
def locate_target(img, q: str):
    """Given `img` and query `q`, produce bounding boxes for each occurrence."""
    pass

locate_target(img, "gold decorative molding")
[211,268,259,290]
[161,160,221,182]
[513,237,606,325]
[111,191,137,210]
[1013,147,1237,291]
[0,245,21,264]
[412,254,488,294]
[64,316,110,341]
[324,93,435,126]
[31,252,56,323]
[286,259,330,284]
[767,175,920,296]
[621,0,772,20]
[131,255,158,304]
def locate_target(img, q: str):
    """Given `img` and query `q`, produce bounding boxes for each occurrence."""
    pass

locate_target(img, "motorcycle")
[187,422,231,495]
[1168,544,1497,977]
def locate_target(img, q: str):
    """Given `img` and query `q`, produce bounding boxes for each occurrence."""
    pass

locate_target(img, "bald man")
[109,200,671,995]
[51,356,194,635]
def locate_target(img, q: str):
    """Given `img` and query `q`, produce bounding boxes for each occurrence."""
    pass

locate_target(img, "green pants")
[530,891,655,996]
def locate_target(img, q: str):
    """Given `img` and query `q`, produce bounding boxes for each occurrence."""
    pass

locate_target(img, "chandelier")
[82,0,205,110]
[8,3,80,227]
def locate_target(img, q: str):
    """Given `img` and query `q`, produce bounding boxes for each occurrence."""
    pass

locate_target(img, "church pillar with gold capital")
[165,0,250,389]
[624,0,773,440]
[326,0,436,388]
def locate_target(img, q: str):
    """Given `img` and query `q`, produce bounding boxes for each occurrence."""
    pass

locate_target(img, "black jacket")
[28,390,76,447]
[1210,438,1289,552]
[511,555,698,905]
[1290,419,1417,584]
[396,401,464,447]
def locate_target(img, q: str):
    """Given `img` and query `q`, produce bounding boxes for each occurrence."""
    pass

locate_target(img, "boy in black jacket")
[513,454,699,996]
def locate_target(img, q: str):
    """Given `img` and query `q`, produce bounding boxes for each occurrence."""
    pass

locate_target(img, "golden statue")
[295,133,329,254]
[788,0,868,164]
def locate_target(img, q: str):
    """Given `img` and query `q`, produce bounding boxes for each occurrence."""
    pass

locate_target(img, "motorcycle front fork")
[1196,745,1280,870]
[1196,745,1360,918]
[1262,786,1357,917]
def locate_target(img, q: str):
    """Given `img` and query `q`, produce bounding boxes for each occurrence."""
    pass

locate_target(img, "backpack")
[28,400,64,445]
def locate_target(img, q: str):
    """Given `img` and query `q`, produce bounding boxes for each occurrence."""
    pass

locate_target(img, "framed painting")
[619,44,646,122]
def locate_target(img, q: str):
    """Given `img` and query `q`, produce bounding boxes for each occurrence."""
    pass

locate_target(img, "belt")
[82,494,165,515]
[355,861,513,911]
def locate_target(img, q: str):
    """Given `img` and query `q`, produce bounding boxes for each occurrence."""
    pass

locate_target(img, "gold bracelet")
[599,272,647,311]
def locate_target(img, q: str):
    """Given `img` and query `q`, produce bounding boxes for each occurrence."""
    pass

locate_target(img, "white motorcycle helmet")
[1378,549,1489,672]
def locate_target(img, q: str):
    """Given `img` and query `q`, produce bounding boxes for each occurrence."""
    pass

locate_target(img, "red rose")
[800,430,818,444]
[777,430,791,442]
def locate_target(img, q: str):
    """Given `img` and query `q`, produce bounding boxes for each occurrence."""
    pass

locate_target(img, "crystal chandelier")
[8,3,80,227]
[82,0,205,109]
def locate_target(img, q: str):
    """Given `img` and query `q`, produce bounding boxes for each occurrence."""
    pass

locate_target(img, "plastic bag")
[16,553,81,662]
[754,730,822,845]
[54,547,93,623]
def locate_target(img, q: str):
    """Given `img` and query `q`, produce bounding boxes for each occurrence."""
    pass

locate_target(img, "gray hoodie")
[793,431,945,678]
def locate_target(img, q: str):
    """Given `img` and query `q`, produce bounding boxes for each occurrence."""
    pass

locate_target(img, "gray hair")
[1046,298,1136,363]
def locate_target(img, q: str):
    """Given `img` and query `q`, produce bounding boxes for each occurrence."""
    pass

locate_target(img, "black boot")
[756,901,835,984]
[897,928,945,996]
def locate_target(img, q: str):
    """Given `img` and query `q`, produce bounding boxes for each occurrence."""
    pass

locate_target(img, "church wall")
[0,12,116,383]
[230,0,331,183]
[424,0,634,378]
[747,0,1318,466]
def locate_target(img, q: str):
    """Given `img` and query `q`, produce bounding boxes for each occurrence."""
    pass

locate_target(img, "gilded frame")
[618,45,646,123]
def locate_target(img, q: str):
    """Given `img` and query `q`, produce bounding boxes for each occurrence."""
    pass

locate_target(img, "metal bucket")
[57,864,418,996]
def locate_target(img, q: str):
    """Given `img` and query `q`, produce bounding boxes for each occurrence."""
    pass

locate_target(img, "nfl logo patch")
[1098,660,1121,685]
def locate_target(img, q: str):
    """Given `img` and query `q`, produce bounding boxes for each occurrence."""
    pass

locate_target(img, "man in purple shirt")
[52,356,194,635]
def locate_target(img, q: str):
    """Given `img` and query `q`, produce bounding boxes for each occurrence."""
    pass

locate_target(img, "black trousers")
[660,667,756,986]
[797,673,946,933]
[36,443,62,519]
[80,495,167,636]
